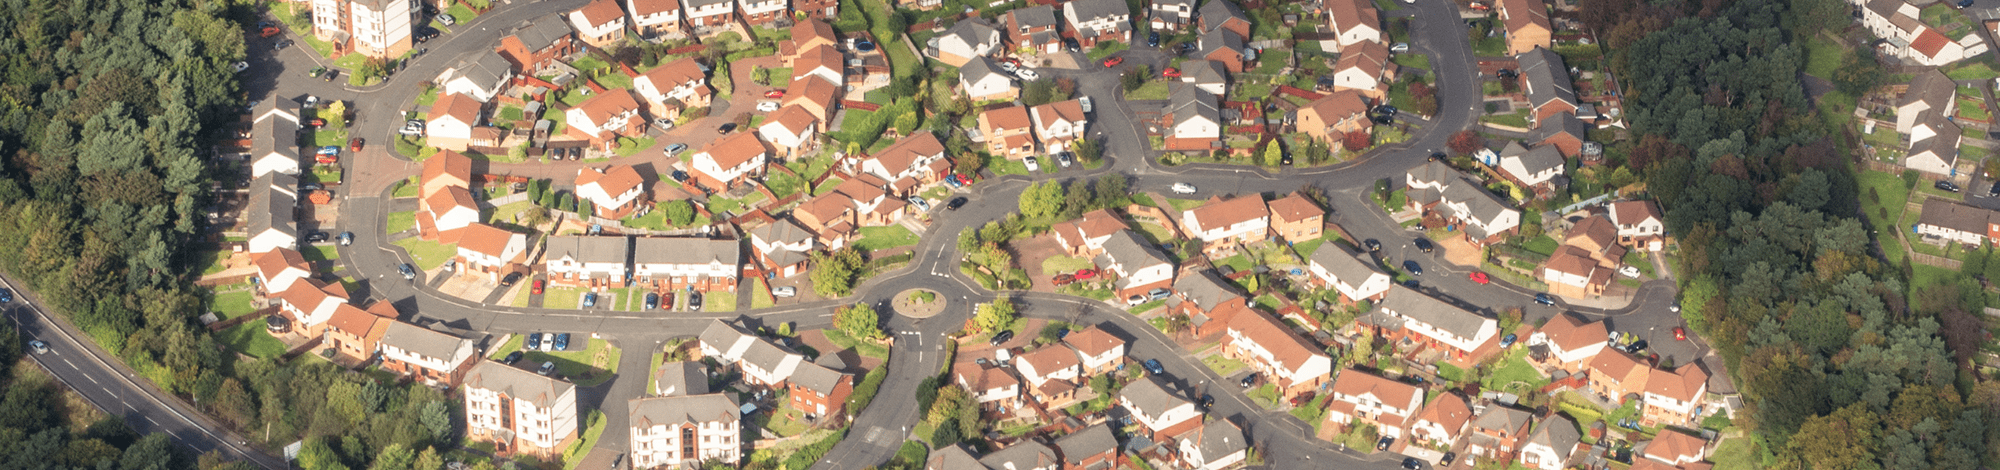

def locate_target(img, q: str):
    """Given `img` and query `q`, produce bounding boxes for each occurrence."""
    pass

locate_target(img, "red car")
[1101,57,1124,67]
[1673,327,1686,341]
[349,138,365,151]
[306,119,325,127]
[531,279,545,295]
[1074,269,1098,280]
[1052,274,1076,286]
[764,89,786,98]
[1162,67,1182,78]
[1468,272,1489,284]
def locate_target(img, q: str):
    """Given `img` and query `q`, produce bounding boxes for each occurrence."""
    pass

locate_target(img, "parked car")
[531,279,545,295]
[773,286,796,297]
[501,351,523,364]
[1126,294,1146,306]
[1619,265,1641,278]
[337,231,354,246]
[1469,272,1489,284]
[946,197,968,210]
[1101,57,1124,67]
[1364,239,1381,252]
[665,143,688,155]
[1401,457,1422,469]
[1240,373,1257,388]
[274,39,292,50]
[1064,38,1080,52]
[1057,152,1074,168]
[688,292,703,311]
[1630,340,1649,352]
[1016,68,1040,80]
[500,272,522,287]
[582,293,597,307]
[907,196,931,211]
[1391,42,1411,53]
[308,67,326,78]
[397,263,416,280]
[644,292,660,310]
[1500,333,1518,348]
[1377,437,1395,451]
[323,69,338,82]
[349,138,365,151]
[1079,96,1093,113]
[1171,182,1196,194]
[1199,394,1214,409]
[1052,274,1076,286]
[1162,67,1181,78]
[232,61,249,73]
[305,231,330,243]
[1147,288,1171,300]
[437,13,456,25]
[1074,269,1098,280]
[1535,293,1556,306]
[1023,156,1041,172]
[1440,452,1457,466]
[1142,359,1165,375]
[554,333,570,351]
[1936,180,1961,192]
[718,123,737,134]
[1402,260,1423,276]
[1674,326,1687,341]
[990,330,1015,346]
[1147,31,1161,47]
[1413,238,1433,253]
[756,101,779,112]
[537,361,554,376]
[670,170,689,182]
[526,333,543,351]
[1288,391,1317,407]
[0,289,12,303]
[662,292,676,310]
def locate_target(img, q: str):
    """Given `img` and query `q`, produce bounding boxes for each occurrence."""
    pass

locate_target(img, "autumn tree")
[1343,130,1371,151]
[1447,130,1485,155]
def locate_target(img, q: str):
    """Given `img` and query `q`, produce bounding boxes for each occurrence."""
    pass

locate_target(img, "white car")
[756,101,779,112]
[1618,265,1641,278]
[232,61,249,73]
[1171,182,1196,194]
[1023,156,1041,172]
[998,61,1019,73]
[1079,96,1093,113]
[1017,68,1040,80]
[437,14,456,25]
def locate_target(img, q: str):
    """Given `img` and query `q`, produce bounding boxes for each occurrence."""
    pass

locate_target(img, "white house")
[954,361,1024,407]
[1063,0,1133,47]
[423,186,481,234]
[689,132,768,189]
[565,90,644,148]
[1323,368,1424,438]
[278,279,348,331]
[1307,247,1392,303]
[1013,344,1082,387]
[454,223,529,278]
[626,0,684,38]
[855,131,950,191]
[377,321,480,387]
[437,51,515,103]
[681,0,734,28]
[1119,376,1201,438]
[757,105,819,158]
[1063,325,1126,374]
[631,237,740,292]
[1407,161,1521,245]
[1096,230,1177,300]
[247,173,299,254]
[253,248,312,295]
[1150,0,1194,31]
[425,92,481,151]
[1410,393,1473,447]
[696,320,801,387]
[463,360,580,458]
[734,0,786,24]
[1859,0,1988,66]
[1607,200,1665,251]
[1528,313,1607,368]
[632,57,712,109]
[793,44,845,86]
[628,394,740,469]
[1496,141,1566,188]
[749,219,815,278]
[1166,84,1221,148]
[1224,310,1334,399]
[249,101,301,178]
[1371,285,1500,355]
[1916,198,2000,246]
[933,18,1002,66]
[1029,99,1090,153]
[1180,195,1270,246]
[1326,0,1382,49]
[544,236,630,286]
[960,57,1019,102]
[1179,419,1249,470]
[575,165,647,219]
[1519,415,1581,470]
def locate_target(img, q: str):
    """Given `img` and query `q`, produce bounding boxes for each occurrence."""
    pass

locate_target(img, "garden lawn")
[1392,53,1430,70]
[211,288,258,319]
[705,290,737,312]
[1203,355,1247,377]
[447,4,477,25]
[1709,436,1760,470]
[543,287,585,310]
[387,211,416,234]
[1040,255,1096,275]
[1124,81,1172,100]
[492,337,623,387]
[855,226,919,251]
[1949,61,2000,80]
[392,238,457,271]
[1522,235,1560,256]
[751,278,775,309]
[333,53,368,71]
[218,322,286,359]
[303,245,339,262]
[1479,352,1548,395]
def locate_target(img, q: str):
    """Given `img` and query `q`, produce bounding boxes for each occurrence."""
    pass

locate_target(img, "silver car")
[539,334,555,351]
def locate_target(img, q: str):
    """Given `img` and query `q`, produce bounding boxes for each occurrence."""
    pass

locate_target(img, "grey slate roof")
[465,359,576,408]
[788,361,847,395]
[1375,284,1486,339]
[1119,375,1190,422]
[1187,59,1228,86]
[1068,0,1131,22]
[682,0,730,9]
[1198,0,1248,31]
[698,319,755,351]
[740,337,801,373]
[1173,269,1243,312]
[1190,419,1247,461]
[1168,83,1220,128]
[1470,405,1533,433]
[380,321,471,361]
[1528,112,1586,144]
[1406,160,1457,188]
[515,16,577,52]
[1014,5,1059,29]
[942,17,1000,48]
[1439,177,1515,236]
[926,445,984,470]
[1501,142,1564,175]
[1905,69,1957,110]
[627,394,738,429]
[654,361,709,396]
[1516,47,1577,109]
[1910,114,1963,158]
[248,173,298,238]
[454,50,515,88]
[962,56,1007,85]
[1055,424,1119,465]
[1309,245,1381,283]
[1528,414,1581,458]
[1198,27,1243,57]
[1155,0,1195,14]
[978,440,1060,470]
[546,235,630,264]
[751,219,814,247]
[632,237,741,267]
[1094,230,1171,290]
[252,100,300,161]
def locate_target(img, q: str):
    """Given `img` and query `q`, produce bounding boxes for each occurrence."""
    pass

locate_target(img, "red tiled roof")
[573,0,625,27]
[1226,309,1324,374]
[1331,368,1420,411]
[1186,195,1269,232]
[1538,313,1605,352]
[640,57,706,90]
[422,150,473,189]
[429,93,482,124]
[1266,193,1324,223]
[458,223,518,258]
[699,132,767,169]
[253,248,308,280]
[1912,28,1951,58]
[574,90,641,126]
[578,165,645,199]
[1645,363,1708,401]
[1063,326,1125,357]
[325,303,383,336]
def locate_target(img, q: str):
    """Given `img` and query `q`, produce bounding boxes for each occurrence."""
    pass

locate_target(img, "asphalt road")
[0,0,1704,467]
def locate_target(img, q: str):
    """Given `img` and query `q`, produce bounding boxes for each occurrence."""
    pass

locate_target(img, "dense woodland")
[1583,0,2000,466]
[0,0,460,469]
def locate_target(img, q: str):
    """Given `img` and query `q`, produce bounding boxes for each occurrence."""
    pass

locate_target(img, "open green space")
[387,211,416,234]
[1202,355,1247,377]
[1040,255,1096,275]
[391,238,456,271]
[1124,81,1171,100]
[855,226,919,251]
[487,336,623,387]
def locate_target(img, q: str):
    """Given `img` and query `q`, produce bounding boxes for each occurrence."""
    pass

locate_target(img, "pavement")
[5,0,1706,467]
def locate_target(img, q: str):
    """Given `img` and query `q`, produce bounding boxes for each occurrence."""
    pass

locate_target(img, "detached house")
[783,19,840,66]
[855,131,953,196]
[979,441,1060,470]
[681,0,735,28]
[1051,209,1127,256]
[980,105,1039,160]
[1180,419,1249,470]
[1120,376,1201,438]
[1324,0,1381,49]
[1172,270,1250,339]
[1529,112,1587,157]
[568,0,629,48]
[1180,195,1269,255]
[321,304,388,362]
[626,0,684,38]
[953,360,1025,410]
[454,224,529,281]
[1197,28,1247,73]
[1163,84,1222,151]
[1495,142,1567,198]
[464,360,579,459]
[1267,193,1325,242]
[758,105,820,158]
[246,173,300,254]
[1406,161,1521,246]
[631,237,740,292]
[749,219,816,278]
[689,132,769,190]
[1331,41,1392,99]
[566,91,646,152]
[1608,200,1665,251]
[1096,230,1177,301]
[1197,0,1250,38]
[735,0,785,25]
[654,362,709,396]
[1586,350,1651,404]
[1410,392,1473,447]
[1323,368,1424,439]
[253,248,312,295]
[1064,0,1133,48]
[1897,70,1956,135]
[1014,344,1084,405]
[421,150,472,199]
[1542,242,1614,298]
[1520,415,1582,470]
[1527,313,1607,371]
[1363,284,1499,359]
[426,92,483,151]
[544,236,631,287]
[633,57,713,114]
[1029,99,1090,154]
[934,18,1003,67]
[1642,363,1710,426]
[960,57,1020,102]
[497,18,580,72]
[1183,59,1228,95]
[576,165,649,219]
[437,51,515,103]
[420,185,480,240]
[249,101,302,178]
[1642,430,1710,468]
[1150,0,1194,31]
[276,279,348,338]
[380,321,480,387]
[1308,246,1392,303]
[1466,405,1534,461]
[628,393,741,468]
[1498,0,1551,55]
[1004,5,1065,53]
[1517,47,1578,125]
[1055,424,1121,470]
[786,362,854,418]
[1224,310,1334,400]
[1296,90,1372,148]
[1904,71,1963,177]
[1063,325,1126,375]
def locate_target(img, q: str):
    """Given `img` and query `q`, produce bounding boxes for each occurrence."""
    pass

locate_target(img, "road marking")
[145,416,159,425]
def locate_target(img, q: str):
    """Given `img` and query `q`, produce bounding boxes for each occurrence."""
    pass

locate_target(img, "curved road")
[11,0,1693,467]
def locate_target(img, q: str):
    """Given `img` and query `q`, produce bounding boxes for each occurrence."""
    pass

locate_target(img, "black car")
[273,40,292,51]
[688,292,704,311]
[1403,260,1423,276]
[415,27,439,41]
[1176,42,1195,54]
[1142,358,1165,375]
[670,170,689,183]
[0,289,12,303]
[1429,152,1446,161]
[1440,452,1457,466]
[323,69,338,82]
[644,292,660,310]
[1198,394,1215,409]
[1280,153,1293,166]
[1936,180,1961,192]
[1239,373,1257,388]
[1364,239,1381,252]
[338,231,354,246]
[946,197,968,210]
[1414,238,1434,253]
[1377,436,1395,451]
[500,272,522,287]
[398,263,417,280]
[1402,457,1422,469]
[1375,104,1399,115]
[501,351,523,364]
[1064,38,1081,52]
[305,231,330,243]
[554,333,571,350]
[1495,68,1518,79]
[1403,279,1420,288]
[1535,293,1556,306]
[718,123,737,134]
[1989,182,2000,198]
[1961,0,1976,7]
[990,330,1015,346]
[1147,31,1161,47]
[1629,339,1650,352]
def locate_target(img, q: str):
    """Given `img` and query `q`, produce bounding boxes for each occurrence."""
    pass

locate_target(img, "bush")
[847,366,890,413]
[781,428,848,470]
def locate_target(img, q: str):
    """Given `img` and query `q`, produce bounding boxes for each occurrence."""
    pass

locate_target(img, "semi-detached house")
[631,237,740,292]
[379,321,481,387]
[1005,5,1064,53]
[544,236,631,287]
[463,360,579,459]
[1173,269,1249,340]
[1029,99,1089,153]
[1409,392,1473,447]
[1324,0,1381,49]
[681,0,735,28]
[253,248,312,295]
[1916,198,2000,246]
[1179,419,1249,470]
[785,361,853,418]
[1164,84,1221,151]
[1062,325,1127,375]
[1406,161,1521,246]
[1051,208,1127,256]
[1267,193,1325,242]
[758,105,819,158]
[568,0,628,48]
[575,165,648,219]
[953,360,1024,409]
[565,90,646,152]
[698,320,803,387]
[1197,0,1250,38]
[1466,405,1534,460]
[1150,0,1194,31]
[626,0,684,38]
[735,0,785,25]
[1064,0,1132,47]
[454,223,529,281]
[322,303,389,362]
[249,100,301,178]
[1180,195,1269,256]
[1096,230,1177,301]
[497,18,579,73]
[1323,368,1424,438]
[1223,309,1333,400]
[1308,246,1391,303]
[426,92,482,152]
[689,132,769,190]
[980,105,1038,160]
[247,173,300,254]
[1363,284,1499,360]
[276,278,348,338]
[1055,424,1121,470]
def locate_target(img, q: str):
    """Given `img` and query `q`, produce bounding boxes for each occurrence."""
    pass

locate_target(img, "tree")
[974,297,1018,333]
[1962,245,1989,279]
[835,304,884,341]
[894,111,920,136]
[1018,180,1065,219]
[1343,130,1371,151]
[1074,138,1101,163]
[662,200,695,226]
[1096,174,1129,208]
[809,247,866,298]
[957,227,980,253]
[1262,140,1283,167]
[1023,79,1056,106]
[1785,403,1882,470]
[412,447,443,470]
[1122,67,1147,92]
[322,100,349,126]
[369,444,416,470]
[1447,130,1484,155]
[298,438,350,470]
